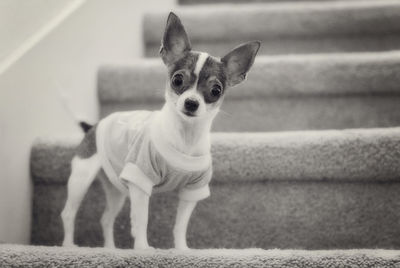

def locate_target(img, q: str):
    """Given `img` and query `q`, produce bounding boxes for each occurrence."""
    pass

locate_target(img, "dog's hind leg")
[61,154,100,247]
[99,172,127,248]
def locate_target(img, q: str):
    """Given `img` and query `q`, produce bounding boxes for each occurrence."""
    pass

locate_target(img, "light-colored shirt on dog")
[96,111,212,201]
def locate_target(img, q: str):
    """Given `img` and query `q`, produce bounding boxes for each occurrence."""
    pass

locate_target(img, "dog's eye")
[172,74,184,89]
[211,84,222,97]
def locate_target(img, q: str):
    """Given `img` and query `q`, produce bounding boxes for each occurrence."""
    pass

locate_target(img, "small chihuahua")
[61,12,260,250]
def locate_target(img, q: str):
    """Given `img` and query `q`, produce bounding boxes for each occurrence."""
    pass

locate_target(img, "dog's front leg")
[127,182,152,250]
[173,199,197,250]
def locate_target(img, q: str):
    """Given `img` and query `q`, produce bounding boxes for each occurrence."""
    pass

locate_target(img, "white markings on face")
[193,52,209,78]
[177,52,209,117]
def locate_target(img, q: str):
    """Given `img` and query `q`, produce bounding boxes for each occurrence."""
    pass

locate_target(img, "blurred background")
[1,0,400,248]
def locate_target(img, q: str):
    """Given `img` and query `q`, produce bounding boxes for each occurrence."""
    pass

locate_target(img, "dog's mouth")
[181,110,197,117]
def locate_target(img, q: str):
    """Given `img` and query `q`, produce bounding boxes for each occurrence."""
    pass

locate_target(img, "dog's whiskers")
[218,109,231,117]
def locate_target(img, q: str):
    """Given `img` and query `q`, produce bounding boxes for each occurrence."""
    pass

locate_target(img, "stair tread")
[143,0,400,56]
[144,0,400,55]
[98,51,400,104]
[1,245,400,267]
[145,0,400,43]
[31,127,400,185]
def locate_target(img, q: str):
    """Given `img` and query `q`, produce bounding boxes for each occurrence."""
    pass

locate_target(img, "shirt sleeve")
[120,124,160,195]
[120,162,155,195]
[179,167,212,201]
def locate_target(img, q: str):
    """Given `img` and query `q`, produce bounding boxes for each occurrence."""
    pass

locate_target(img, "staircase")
[14,0,400,266]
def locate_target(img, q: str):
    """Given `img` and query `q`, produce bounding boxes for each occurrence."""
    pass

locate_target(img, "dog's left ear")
[160,12,191,65]
[222,41,260,87]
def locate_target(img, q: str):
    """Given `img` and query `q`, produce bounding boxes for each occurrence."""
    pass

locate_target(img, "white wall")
[0,0,72,62]
[0,0,175,244]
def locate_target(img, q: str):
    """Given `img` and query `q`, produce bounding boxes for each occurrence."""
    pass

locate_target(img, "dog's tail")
[78,121,93,133]
[55,81,94,134]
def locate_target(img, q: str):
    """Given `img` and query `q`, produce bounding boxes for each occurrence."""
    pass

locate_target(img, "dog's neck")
[154,103,215,157]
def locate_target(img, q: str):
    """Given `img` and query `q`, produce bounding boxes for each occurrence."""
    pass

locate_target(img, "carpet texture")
[30,128,400,249]
[2,245,400,268]
[143,1,400,56]
[100,96,400,132]
[31,128,400,184]
[98,52,400,103]
[31,178,400,249]
[98,52,400,131]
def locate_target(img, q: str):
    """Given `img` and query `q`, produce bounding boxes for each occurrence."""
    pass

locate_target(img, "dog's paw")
[104,242,116,249]
[62,242,78,248]
[134,243,154,251]
[175,244,190,251]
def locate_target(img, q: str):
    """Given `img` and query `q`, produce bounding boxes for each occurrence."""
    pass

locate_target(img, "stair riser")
[31,179,400,249]
[101,96,400,131]
[145,35,400,57]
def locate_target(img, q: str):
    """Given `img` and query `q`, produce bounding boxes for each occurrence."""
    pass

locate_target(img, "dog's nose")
[184,98,199,112]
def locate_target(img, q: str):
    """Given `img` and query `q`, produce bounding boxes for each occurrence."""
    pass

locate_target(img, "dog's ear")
[221,41,260,87]
[160,12,191,65]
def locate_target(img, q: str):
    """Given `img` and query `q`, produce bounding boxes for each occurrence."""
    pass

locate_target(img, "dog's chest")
[98,110,211,194]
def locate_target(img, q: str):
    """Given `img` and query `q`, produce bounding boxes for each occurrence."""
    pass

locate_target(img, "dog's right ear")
[160,12,191,65]
[222,41,260,87]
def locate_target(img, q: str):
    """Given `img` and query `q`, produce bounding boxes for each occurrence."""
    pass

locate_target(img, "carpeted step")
[143,1,400,56]
[98,51,400,132]
[31,128,400,249]
[2,245,400,268]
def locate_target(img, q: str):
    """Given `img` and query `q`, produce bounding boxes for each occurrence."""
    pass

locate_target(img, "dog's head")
[160,12,260,120]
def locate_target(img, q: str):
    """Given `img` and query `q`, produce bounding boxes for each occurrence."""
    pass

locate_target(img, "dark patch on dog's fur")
[79,121,93,133]
[198,56,227,104]
[170,52,198,75]
[168,52,199,95]
[76,124,97,158]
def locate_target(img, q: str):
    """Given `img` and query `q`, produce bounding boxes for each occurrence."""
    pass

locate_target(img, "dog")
[61,12,260,250]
